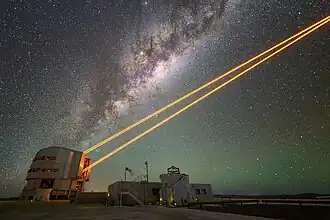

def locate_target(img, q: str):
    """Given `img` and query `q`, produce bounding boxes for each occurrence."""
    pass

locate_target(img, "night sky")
[1,0,330,197]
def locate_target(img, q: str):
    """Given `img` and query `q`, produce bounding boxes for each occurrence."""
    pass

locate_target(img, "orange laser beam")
[83,16,330,154]
[83,17,329,171]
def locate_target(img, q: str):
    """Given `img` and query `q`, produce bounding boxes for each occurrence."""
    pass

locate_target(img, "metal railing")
[120,183,144,206]
[120,191,144,206]
[188,199,330,208]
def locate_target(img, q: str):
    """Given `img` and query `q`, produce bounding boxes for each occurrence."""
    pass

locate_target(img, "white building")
[20,146,91,201]
[108,181,162,206]
[107,166,213,206]
[159,166,213,206]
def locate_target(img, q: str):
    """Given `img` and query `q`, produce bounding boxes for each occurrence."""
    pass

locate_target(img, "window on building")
[28,168,59,173]
[33,156,56,161]
[201,189,207,195]
[40,179,54,189]
[152,188,160,196]
[28,168,39,173]
[195,189,201,195]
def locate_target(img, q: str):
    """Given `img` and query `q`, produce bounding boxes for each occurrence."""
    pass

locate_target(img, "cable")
[83,17,329,171]
[83,16,330,154]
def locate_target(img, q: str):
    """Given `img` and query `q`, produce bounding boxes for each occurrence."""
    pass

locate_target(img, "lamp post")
[120,179,123,207]
[144,161,148,204]
[123,167,133,206]
[145,161,149,183]
[125,167,133,182]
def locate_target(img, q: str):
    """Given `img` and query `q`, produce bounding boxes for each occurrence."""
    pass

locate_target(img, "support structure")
[144,161,148,204]
[145,161,149,183]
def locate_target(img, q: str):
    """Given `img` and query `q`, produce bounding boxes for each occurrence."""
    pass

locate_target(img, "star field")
[0,0,330,197]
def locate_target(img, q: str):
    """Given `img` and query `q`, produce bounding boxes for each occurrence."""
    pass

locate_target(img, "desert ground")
[0,202,275,220]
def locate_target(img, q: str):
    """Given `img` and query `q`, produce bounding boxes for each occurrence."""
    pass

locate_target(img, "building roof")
[36,146,83,154]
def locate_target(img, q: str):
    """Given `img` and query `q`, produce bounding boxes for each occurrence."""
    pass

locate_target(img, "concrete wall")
[26,147,83,183]
[191,183,213,202]
[20,189,37,201]
[108,181,162,205]
[27,147,61,180]
[75,192,107,204]
[25,179,41,189]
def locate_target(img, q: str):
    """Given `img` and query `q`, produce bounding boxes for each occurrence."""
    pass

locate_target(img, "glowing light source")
[83,16,330,155]
[83,16,330,171]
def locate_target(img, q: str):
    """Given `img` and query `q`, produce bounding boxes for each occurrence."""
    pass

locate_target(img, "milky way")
[1,0,330,197]
[58,0,233,152]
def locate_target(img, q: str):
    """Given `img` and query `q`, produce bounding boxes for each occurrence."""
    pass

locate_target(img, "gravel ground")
[0,202,276,220]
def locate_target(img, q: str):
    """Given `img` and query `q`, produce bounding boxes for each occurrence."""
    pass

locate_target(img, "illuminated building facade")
[20,146,91,201]
[159,166,213,206]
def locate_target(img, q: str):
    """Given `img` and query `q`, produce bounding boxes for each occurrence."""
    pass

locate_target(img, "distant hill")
[296,193,324,197]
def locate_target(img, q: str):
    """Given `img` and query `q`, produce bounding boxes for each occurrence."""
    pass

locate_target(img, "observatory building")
[159,166,213,206]
[108,166,213,206]
[20,146,91,201]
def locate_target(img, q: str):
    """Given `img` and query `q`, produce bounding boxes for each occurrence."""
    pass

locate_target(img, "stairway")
[120,191,144,206]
